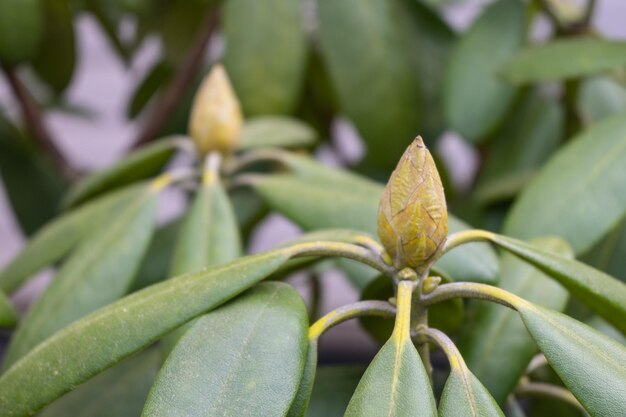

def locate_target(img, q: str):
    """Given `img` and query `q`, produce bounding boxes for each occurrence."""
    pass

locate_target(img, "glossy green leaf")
[143,282,307,416]
[305,365,364,417]
[131,219,181,291]
[0,116,66,236]
[475,93,564,204]
[239,116,317,150]
[3,188,158,368]
[461,238,572,404]
[487,233,626,334]
[287,340,318,417]
[32,0,75,93]
[61,139,179,209]
[318,0,422,170]
[127,61,173,118]
[577,76,626,125]
[439,357,505,417]
[0,249,294,416]
[0,289,17,328]
[0,184,140,293]
[344,331,436,416]
[223,0,307,115]
[504,112,626,254]
[503,38,626,84]
[444,0,524,142]
[518,303,626,417]
[38,349,161,417]
[250,168,498,284]
[0,0,42,64]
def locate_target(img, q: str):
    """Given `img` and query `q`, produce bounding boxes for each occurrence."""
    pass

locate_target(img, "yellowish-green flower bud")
[377,136,448,273]
[188,64,243,155]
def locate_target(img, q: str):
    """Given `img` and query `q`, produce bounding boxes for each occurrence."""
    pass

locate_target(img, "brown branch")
[132,8,219,149]
[2,66,78,180]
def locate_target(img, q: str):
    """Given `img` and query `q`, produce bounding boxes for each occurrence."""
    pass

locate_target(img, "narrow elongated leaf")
[0,249,294,417]
[305,365,364,417]
[583,218,626,283]
[0,289,17,328]
[439,358,505,417]
[251,172,498,284]
[0,0,42,64]
[318,0,422,170]
[61,140,178,209]
[461,238,572,403]
[287,341,318,417]
[503,38,626,84]
[486,233,626,334]
[143,282,308,416]
[578,76,626,125]
[3,188,159,368]
[223,0,307,115]
[504,112,626,254]
[518,303,626,417]
[127,61,173,118]
[444,0,524,142]
[38,349,161,417]
[131,219,181,291]
[32,0,75,93]
[0,184,140,293]
[239,117,317,149]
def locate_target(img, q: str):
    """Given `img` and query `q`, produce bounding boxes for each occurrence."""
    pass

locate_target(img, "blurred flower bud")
[188,64,243,155]
[377,137,448,273]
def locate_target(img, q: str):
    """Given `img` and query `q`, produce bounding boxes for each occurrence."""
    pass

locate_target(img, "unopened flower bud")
[188,64,243,155]
[377,137,448,273]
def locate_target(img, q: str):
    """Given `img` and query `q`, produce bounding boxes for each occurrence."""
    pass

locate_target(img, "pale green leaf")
[0,289,17,328]
[439,363,505,417]
[577,76,626,125]
[239,116,317,150]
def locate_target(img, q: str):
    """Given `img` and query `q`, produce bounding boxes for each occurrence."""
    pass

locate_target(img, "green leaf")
[61,139,179,209]
[0,184,140,293]
[475,93,564,205]
[143,282,308,416]
[287,340,318,417]
[0,289,17,328]
[223,0,307,115]
[317,0,422,170]
[32,0,75,93]
[127,61,173,118]
[250,165,498,284]
[344,333,436,416]
[461,238,573,404]
[518,303,626,417]
[503,38,626,84]
[0,249,294,416]
[305,365,365,417]
[439,358,505,417]
[0,116,66,235]
[504,111,626,254]
[583,218,626,284]
[577,76,626,125]
[239,116,317,150]
[0,0,43,64]
[443,0,524,142]
[38,349,161,417]
[131,219,181,291]
[159,0,210,66]
[486,233,626,335]
[3,188,159,368]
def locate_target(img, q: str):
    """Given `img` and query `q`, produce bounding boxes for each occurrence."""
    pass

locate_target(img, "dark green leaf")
[0,249,294,416]
[461,238,572,404]
[159,0,210,65]
[503,38,626,84]
[239,116,317,150]
[131,219,181,291]
[287,340,318,417]
[0,184,140,293]
[582,217,626,284]
[32,0,75,93]
[127,61,173,118]
[61,139,179,209]
[318,0,422,170]
[0,0,43,64]
[143,282,308,416]
[3,188,158,368]
[444,0,524,142]
[223,0,307,115]
[487,233,626,334]
[577,76,626,125]
[518,303,626,417]
[504,111,626,254]
[0,116,66,235]
[0,289,17,328]
[305,365,364,417]
[38,349,161,417]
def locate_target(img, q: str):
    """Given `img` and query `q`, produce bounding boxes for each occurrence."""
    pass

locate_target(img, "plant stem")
[421,282,523,310]
[308,300,395,340]
[443,229,495,254]
[515,382,588,414]
[414,327,465,372]
[2,66,78,181]
[132,8,219,149]
[203,152,222,186]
